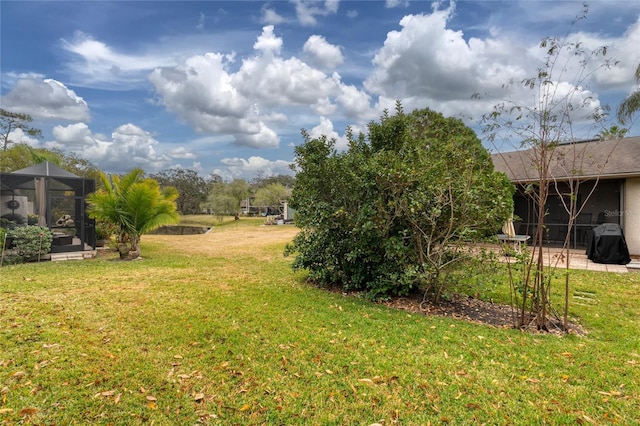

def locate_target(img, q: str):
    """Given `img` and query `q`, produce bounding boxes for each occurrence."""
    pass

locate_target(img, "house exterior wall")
[624,177,640,256]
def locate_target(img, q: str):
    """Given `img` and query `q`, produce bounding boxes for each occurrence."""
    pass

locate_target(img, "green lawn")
[1,218,639,424]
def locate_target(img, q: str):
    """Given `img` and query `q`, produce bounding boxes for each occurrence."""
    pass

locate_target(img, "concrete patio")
[498,246,638,273]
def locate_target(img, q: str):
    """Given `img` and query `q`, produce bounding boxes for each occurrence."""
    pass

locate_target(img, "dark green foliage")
[2,226,53,264]
[286,106,514,299]
[150,168,208,214]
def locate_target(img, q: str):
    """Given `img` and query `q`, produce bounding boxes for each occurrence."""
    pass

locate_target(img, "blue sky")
[2,1,639,180]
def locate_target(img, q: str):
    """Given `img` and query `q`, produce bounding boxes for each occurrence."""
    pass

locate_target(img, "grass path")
[1,218,639,424]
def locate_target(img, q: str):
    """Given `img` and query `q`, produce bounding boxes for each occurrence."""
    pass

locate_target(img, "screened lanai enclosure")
[513,179,623,249]
[0,162,95,253]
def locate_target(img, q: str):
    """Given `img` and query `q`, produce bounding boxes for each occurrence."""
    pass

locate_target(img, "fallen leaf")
[598,390,622,397]
[20,407,38,417]
[114,393,121,404]
[43,343,60,349]
[194,393,205,401]
[0,408,13,414]
[358,378,374,384]
[146,395,157,401]
[174,355,183,359]
[240,403,251,411]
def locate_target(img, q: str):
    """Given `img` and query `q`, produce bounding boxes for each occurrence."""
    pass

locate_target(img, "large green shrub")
[3,226,53,264]
[286,105,514,300]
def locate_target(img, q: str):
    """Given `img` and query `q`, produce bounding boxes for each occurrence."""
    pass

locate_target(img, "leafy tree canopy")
[251,174,296,190]
[203,178,250,220]
[150,168,208,215]
[286,104,514,299]
[253,183,290,214]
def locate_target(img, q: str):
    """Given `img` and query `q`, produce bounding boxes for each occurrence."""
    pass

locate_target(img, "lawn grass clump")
[1,219,639,424]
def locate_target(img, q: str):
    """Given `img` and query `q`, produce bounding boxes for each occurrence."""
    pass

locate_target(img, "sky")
[1,0,639,180]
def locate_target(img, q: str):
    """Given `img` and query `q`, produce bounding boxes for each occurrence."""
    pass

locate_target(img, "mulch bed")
[382,293,518,328]
[324,284,586,334]
[380,291,587,335]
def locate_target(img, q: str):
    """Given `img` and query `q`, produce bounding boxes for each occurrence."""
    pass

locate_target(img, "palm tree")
[87,168,179,260]
[617,63,640,125]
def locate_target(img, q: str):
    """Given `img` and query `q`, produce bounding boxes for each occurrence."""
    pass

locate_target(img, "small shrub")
[0,215,23,228]
[5,226,53,263]
[28,214,40,225]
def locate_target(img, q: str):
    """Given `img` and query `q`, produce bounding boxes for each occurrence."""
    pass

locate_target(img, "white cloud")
[149,52,255,135]
[385,0,409,8]
[51,122,95,148]
[303,35,344,70]
[365,6,518,103]
[214,156,292,180]
[337,82,376,120]
[260,5,287,25]
[234,122,280,148]
[61,31,176,89]
[167,146,198,160]
[253,25,283,55]
[6,128,41,147]
[308,116,349,150]
[59,30,243,90]
[292,0,339,26]
[361,4,634,125]
[0,77,90,121]
[49,122,186,173]
[587,17,640,91]
[311,97,337,115]
[196,12,205,30]
[150,25,346,148]
[346,9,358,19]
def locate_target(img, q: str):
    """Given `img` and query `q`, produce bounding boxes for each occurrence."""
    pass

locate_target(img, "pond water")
[149,225,211,235]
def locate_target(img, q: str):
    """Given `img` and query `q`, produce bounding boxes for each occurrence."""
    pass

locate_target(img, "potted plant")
[95,221,115,248]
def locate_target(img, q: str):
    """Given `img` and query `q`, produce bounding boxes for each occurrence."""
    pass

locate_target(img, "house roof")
[491,136,640,183]
[10,161,80,178]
